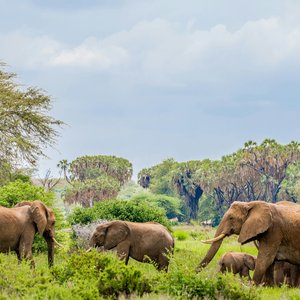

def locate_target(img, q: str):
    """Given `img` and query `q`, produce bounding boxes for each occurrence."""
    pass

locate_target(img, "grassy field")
[1,224,300,299]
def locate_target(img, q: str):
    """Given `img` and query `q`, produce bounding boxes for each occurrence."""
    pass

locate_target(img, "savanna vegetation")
[2,63,300,299]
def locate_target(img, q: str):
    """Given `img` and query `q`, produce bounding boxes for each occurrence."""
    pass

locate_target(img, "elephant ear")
[238,201,273,245]
[244,255,256,270]
[104,221,130,250]
[30,201,48,236]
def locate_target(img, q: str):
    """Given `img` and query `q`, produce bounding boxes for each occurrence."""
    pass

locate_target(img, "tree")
[138,158,178,195]
[171,161,204,221]
[240,139,300,202]
[63,155,133,207]
[0,63,63,169]
[138,159,204,222]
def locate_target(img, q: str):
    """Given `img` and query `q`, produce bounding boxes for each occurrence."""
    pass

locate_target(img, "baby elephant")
[273,261,300,287]
[219,251,256,279]
[89,220,174,271]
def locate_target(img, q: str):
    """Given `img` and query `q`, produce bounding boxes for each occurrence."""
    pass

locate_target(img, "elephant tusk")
[86,247,92,253]
[201,233,226,244]
[53,237,64,248]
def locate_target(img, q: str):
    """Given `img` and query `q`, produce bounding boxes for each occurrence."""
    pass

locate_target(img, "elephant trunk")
[196,224,226,272]
[47,239,54,267]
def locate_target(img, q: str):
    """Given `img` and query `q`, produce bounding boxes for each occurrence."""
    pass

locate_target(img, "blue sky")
[1,0,300,179]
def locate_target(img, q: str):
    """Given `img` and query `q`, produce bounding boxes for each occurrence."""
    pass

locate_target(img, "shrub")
[156,267,259,300]
[173,230,189,241]
[68,199,170,228]
[0,180,54,207]
[52,251,151,299]
[130,193,184,220]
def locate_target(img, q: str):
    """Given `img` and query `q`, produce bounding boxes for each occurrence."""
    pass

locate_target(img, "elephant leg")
[116,241,130,264]
[263,262,276,286]
[157,253,169,271]
[19,235,35,268]
[273,261,285,286]
[240,266,250,279]
[253,252,277,284]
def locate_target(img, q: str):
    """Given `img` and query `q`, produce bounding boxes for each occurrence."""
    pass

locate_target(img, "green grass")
[0,225,300,299]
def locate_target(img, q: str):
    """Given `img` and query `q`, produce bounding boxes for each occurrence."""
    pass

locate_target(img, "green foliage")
[0,62,63,166]
[52,251,151,299]
[130,193,184,220]
[117,180,146,199]
[0,179,55,207]
[69,155,132,184]
[0,160,13,187]
[62,155,133,206]
[138,158,178,195]
[68,198,170,228]
[64,176,121,207]
[173,230,189,241]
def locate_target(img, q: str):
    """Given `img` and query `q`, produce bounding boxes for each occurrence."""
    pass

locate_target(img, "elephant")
[196,200,300,285]
[89,220,174,271]
[273,261,300,287]
[218,251,256,279]
[0,200,62,267]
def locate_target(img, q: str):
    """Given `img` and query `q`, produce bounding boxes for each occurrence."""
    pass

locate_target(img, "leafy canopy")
[0,63,63,167]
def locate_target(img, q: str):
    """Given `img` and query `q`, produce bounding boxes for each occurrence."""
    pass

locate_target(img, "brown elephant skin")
[219,251,256,279]
[89,220,174,271]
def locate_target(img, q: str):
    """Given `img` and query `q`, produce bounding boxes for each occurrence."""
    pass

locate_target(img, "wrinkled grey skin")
[219,251,256,279]
[197,200,300,284]
[89,220,174,271]
[0,200,56,267]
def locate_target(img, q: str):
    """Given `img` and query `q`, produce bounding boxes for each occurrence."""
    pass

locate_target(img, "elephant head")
[15,200,62,266]
[197,201,272,271]
[89,221,130,250]
[243,254,256,271]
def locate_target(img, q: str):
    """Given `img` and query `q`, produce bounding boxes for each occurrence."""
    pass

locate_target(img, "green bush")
[156,267,259,300]
[130,193,184,220]
[0,180,54,207]
[68,198,170,228]
[52,251,151,299]
[173,230,189,241]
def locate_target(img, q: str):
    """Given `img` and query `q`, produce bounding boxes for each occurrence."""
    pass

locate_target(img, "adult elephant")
[196,200,300,284]
[89,220,174,271]
[0,200,62,267]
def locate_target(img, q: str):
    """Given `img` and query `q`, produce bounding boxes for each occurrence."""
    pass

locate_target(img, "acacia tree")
[0,63,63,168]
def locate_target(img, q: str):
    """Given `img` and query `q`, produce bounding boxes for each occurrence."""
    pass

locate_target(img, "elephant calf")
[89,220,174,271]
[218,251,256,279]
[273,261,300,287]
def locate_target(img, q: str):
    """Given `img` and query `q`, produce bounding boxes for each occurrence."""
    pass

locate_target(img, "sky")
[1,0,300,179]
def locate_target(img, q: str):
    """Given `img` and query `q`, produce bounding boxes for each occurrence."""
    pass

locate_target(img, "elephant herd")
[3,199,300,287]
[198,200,300,286]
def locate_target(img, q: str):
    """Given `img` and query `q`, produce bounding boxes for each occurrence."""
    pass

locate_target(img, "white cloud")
[50,37,129,69]
[2,16,300,87]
